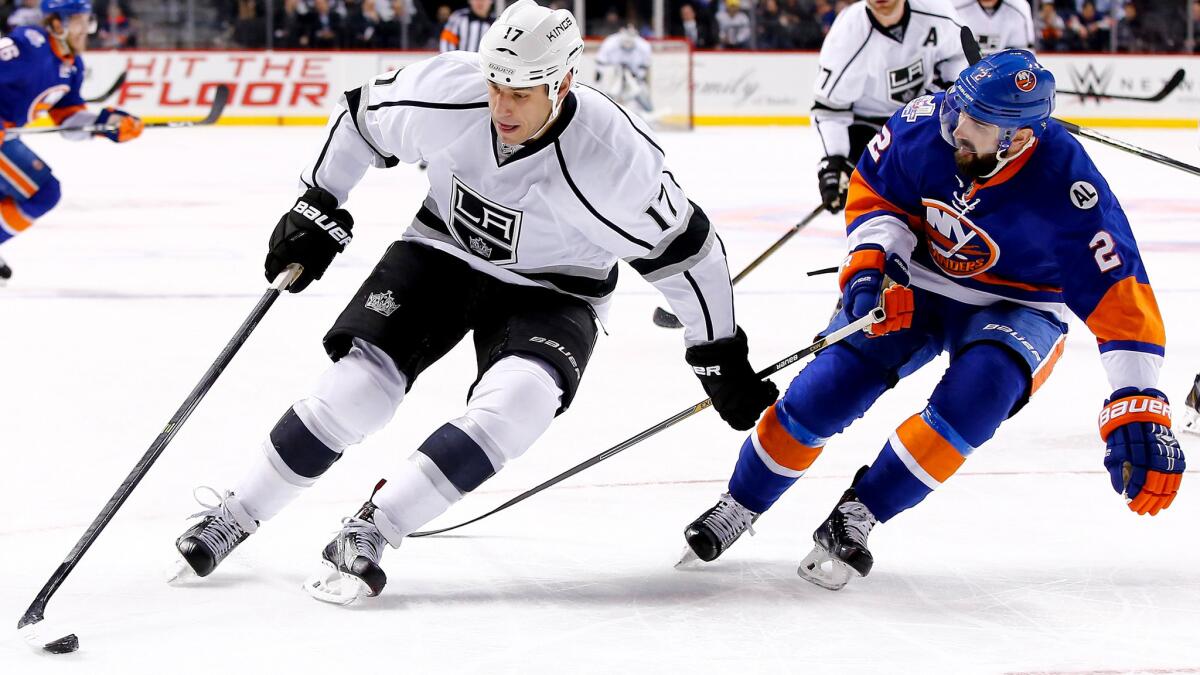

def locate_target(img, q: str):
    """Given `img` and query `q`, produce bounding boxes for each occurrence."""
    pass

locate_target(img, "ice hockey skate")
[0,254,11,286]
[677,492,758,568]
[169,488,258,583]
[305,497,391,605]
[1182,374,1200,436]
[798,469,877,591]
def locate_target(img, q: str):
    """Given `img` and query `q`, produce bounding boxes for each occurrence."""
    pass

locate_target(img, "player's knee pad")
[778,343,891,439]
[410,355,563,497]
[461,355,562,466]
[930,343,1027,447]
[294,338,409,451]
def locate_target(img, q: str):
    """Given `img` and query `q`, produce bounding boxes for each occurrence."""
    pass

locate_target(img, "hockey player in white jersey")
[593,27,655,117]
[955,0,1035,54]
[168,0,777,604]
[813,0,967,213]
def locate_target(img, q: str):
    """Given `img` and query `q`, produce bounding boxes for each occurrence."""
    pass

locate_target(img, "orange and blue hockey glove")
[93,107,143,143]
[1100,387,1185,515]
[839,244,914,337]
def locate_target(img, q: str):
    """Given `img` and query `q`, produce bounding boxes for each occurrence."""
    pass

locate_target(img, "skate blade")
[1181,412,1200,436]
[304,560,369,606]
[165,555,199,585]
[797,544,855,591]
[674,546,703,569]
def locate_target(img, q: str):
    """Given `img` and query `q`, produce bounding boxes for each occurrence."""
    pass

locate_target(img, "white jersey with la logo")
[955,0,1035,55]
[813,0,968,159]
[300,51,735,346]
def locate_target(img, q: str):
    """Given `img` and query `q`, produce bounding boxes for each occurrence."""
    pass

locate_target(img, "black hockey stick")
[17,263,302,655]
[1056,68,1184,103]
[653,203,827,329]
[958,28,1200,179]
[410,306,886,538]
[4,84,231,138]
[84,70,127,104]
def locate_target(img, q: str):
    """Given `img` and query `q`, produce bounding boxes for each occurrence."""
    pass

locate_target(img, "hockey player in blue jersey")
[0,0,143,282]
[680,50,1186,590]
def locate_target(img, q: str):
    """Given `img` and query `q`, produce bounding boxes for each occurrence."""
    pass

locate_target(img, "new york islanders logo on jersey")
[921,198,1000,277]
[27,84,69,123]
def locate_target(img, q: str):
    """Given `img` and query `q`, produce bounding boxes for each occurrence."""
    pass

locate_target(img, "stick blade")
[18,614,79,654]
[200,84,232,125]
[652,306,684,329]
[960,25,982,65]
[1150,69,1186,102]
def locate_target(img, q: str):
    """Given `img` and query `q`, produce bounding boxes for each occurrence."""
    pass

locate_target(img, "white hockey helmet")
[478,0,584,117]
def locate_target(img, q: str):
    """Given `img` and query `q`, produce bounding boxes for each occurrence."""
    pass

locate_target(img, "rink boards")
[63,49,1200,129]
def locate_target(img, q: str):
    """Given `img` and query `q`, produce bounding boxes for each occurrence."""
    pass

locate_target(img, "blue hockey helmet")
[939,49,1056,152]
[40,0,93,17]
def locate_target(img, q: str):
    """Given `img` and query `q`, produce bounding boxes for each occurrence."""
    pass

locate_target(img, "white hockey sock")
[233,339,408,523]
[233,442,308,523]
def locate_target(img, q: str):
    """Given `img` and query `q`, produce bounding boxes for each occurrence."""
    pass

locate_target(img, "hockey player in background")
[0,0,142,282]
[813,0,967,213]
[956,0,1035,54]
[593,27,655,119]
[682,50,1185,590]
[170,0,777,604]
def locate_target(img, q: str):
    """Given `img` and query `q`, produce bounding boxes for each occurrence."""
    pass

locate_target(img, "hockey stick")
[84,70,127,104]
[1056,68,1184,103]
[958,28,1200,179]
[410,306,886,538]
[17,263,303,655]
[653,203,827,329]
[4,84,230,138]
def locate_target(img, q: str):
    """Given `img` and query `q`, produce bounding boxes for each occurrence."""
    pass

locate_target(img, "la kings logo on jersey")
[449,176,523,265]
[888,59,926,105]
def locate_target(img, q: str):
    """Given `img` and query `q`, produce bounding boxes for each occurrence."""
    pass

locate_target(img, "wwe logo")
[365,290,400,317]
[1068,64,1113,99]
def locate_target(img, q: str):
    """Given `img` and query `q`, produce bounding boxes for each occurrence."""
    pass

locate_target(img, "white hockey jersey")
[955,0,1035,54]
[301,52,735,346]
[813,0,967,160]
[594,32,653,81]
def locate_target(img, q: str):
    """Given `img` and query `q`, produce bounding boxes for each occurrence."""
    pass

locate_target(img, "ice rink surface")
[2,121,1199,675]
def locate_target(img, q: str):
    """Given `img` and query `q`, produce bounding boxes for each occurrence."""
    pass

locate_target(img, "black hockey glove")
[818,155,854,213]
[686,328,779,431]
[264,187,354,293]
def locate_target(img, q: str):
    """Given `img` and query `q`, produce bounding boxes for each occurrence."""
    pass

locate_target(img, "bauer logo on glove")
[1100,388,1186,516]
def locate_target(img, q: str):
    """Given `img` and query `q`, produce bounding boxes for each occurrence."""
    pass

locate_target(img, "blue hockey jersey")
[0,25,87,128]
[844,92,1164,391]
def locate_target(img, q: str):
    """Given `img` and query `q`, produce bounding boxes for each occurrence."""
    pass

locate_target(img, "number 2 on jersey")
[866,126,892,162]
[1089,231,1122,272]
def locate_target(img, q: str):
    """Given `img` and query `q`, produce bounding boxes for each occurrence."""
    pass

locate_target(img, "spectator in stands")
[595,8,623,36]
[813,0,836,35]
[277,0,312,46]
[347,0,383,47]
[1113,1,1146,52]
[1037,0,1067,51]
[1067,1,1113,51]
[677,3,715,48]
[6,0,40,28]
[306,0,344,48]
[98,1,137,48]
[717,0,752,49]
[233,0,266,48]
[757,0,791,49]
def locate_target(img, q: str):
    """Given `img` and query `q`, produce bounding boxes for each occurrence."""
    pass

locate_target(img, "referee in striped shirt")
[439,0,495,52]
